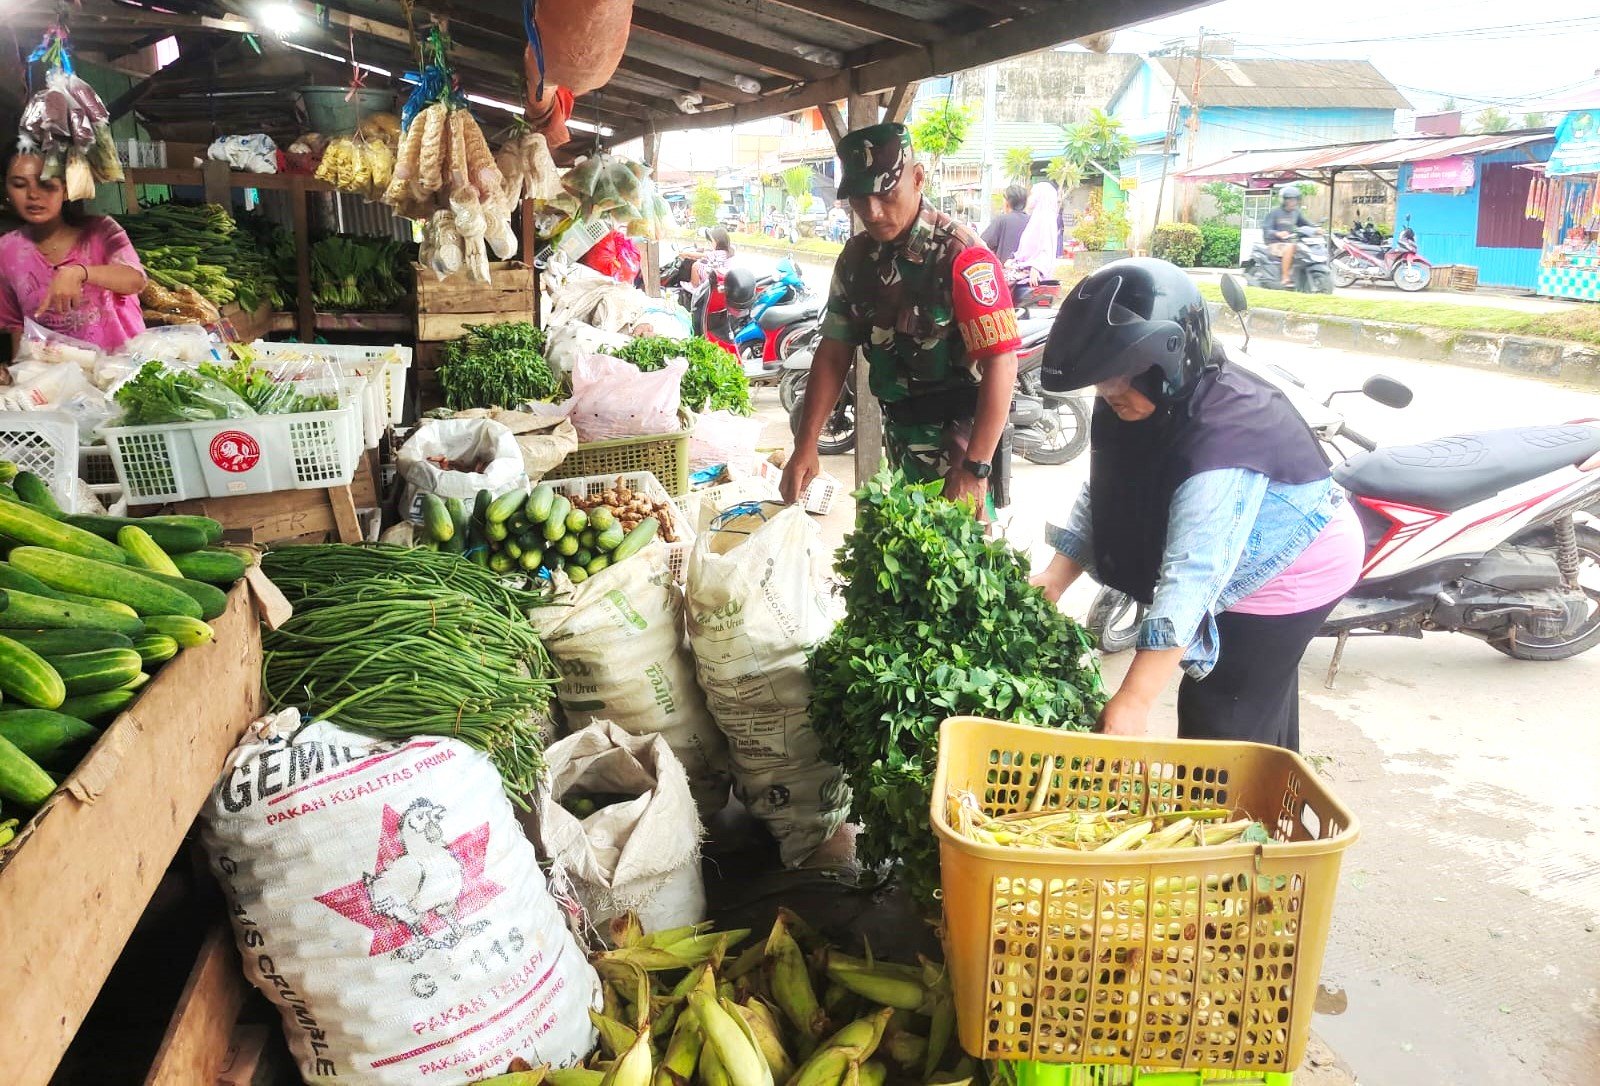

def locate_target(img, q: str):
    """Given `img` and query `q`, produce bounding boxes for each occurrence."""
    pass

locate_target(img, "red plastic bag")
[580,230,642,284]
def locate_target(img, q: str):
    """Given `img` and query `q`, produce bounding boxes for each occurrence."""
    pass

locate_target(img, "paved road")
[753,334,1600,1085]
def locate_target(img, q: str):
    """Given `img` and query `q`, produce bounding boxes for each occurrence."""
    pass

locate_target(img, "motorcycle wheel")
[779,370,807,413]
[790,389,856,455]
[1393,261,1431,292]
[1309,267,1335,294]
[1330,259,1358,289]
[1020,394,1090,466]
[1087,587,1143,655]
[1489,525,1600,661]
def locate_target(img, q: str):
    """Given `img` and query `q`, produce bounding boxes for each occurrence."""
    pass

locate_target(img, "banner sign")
[1548,109,1600,177]
[1408,156,1474,191]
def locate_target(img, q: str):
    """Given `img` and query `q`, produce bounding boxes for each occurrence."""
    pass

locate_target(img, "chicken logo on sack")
[316,798,504,962]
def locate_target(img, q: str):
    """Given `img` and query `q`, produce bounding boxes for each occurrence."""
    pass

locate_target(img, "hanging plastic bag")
[579,230,642,283]
[14,317,102,373]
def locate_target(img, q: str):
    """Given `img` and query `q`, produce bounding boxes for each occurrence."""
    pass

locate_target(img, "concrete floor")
[752,330,1600,1085]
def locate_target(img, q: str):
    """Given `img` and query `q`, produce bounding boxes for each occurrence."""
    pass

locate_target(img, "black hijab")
[1089,361,1331,604]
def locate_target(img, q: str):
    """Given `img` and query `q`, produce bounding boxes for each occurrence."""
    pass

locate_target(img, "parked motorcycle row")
[1242,214,1433,294]
[1088,275,1600,668]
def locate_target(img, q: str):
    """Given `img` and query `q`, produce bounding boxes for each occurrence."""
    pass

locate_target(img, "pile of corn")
[948,792,1270,852]
[482,911,968,1086]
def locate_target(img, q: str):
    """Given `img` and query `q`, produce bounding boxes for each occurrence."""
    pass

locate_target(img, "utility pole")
[1181,27,1205,222]
[979,65,998,226]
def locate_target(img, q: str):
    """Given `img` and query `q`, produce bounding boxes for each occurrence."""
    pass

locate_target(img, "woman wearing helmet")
[1030,259,1364,750]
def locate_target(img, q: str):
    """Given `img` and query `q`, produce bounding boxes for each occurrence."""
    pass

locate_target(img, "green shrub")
[1150,222,1203,267]
[1199,224,1241,268]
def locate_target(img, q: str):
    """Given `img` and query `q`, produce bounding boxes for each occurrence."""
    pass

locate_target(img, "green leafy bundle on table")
[611,335,751,416]
[437,321,560,410]
[808,470,1105,912]
[117,203,284,310]
[308,235,413,310]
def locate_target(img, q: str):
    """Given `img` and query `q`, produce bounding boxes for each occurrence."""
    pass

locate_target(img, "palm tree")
[1003,146,1036,185]
[1047,156,1084,194]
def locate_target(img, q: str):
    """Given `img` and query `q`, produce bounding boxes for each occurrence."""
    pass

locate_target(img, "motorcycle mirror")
[1220,274,1249,314]
[1362,375,1414,409]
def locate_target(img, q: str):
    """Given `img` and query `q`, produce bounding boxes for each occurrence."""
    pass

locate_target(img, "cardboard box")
[0,585,266,1086]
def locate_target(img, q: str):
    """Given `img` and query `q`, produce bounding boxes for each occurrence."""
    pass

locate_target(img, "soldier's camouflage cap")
[836,122,914,198]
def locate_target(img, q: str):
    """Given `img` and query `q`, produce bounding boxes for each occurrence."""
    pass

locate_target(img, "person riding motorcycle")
[1262,186,1313,288]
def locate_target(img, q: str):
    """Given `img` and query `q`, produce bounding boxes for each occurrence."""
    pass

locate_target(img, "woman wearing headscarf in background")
[1009,181,1060,284]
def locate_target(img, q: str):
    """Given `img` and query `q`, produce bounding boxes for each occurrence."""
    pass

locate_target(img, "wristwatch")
[962,458,993,480]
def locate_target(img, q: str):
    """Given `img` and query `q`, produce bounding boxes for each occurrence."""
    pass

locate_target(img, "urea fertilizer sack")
[202,710,599,1085]
[685,503,850,864]
[532,545,730,813]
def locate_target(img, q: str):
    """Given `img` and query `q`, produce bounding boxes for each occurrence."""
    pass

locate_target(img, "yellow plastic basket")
[930,717,1359,1075]
[545,410,692,496]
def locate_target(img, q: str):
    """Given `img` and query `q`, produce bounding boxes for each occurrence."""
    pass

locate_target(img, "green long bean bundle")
[261,573,556,800]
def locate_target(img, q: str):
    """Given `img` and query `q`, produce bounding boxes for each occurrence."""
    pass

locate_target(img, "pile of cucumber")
[418,483,659,584]
[0,463,250,834]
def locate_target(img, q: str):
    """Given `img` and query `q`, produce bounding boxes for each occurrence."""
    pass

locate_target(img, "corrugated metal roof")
[944,123,1070,164]
[1154,57,1410,111]
[1180,131,1554,182]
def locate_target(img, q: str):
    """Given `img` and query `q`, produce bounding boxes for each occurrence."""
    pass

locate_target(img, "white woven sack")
[203,711,599,1084]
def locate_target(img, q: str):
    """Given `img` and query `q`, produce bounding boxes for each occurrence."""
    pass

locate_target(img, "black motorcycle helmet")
[721,267,757,309]
[1041,258,1215,398]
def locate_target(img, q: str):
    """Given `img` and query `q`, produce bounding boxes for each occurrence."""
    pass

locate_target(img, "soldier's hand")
[781,446,820,505]
[942,466,990,521]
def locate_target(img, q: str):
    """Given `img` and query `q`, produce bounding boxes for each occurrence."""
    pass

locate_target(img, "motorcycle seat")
[1346,240,1389,254]
[757,300,822,330]
[1334,424,1600,512]
[1016,316,1055,348]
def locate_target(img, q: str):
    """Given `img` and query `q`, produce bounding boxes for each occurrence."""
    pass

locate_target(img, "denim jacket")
[1046,469,1342,678]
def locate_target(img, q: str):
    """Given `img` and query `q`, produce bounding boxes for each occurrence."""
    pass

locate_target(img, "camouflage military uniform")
[819,200,1022,483]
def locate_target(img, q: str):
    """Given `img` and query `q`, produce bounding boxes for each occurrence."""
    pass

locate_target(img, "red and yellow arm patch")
[951,246,1020,359]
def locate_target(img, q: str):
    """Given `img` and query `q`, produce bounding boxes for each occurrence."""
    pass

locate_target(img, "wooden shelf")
[314,310,410,333]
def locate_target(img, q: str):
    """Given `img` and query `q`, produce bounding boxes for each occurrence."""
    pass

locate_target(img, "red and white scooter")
[1087,276,1600,680]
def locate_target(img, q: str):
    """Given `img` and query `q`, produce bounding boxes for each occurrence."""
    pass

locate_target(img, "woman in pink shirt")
[1,150,147,356]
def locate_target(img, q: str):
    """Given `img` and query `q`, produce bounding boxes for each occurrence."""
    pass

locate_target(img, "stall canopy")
[1179,131,1554,186]
[8,0,1213,156]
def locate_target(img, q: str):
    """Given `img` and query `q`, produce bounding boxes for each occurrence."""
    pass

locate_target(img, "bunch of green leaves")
[308,236,413,311]
[437,322,560,411]
[197,357,339,415]
[808,470,1104,912]
[611,336,751,416]
[113,360,254,424]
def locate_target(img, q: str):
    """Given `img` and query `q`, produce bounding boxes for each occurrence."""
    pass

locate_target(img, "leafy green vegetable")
[610,336,751,416]
[308,235,413,310]
[808,470,1105,912]
[437,322,560,411]
[113,361,251,424]
[196,357,339,415]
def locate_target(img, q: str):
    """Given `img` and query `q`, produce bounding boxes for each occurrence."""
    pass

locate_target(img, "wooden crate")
[1449,265,1479,291]
[153,450,379,545]
[0,584,268,1086]
[143,923,250,1086]
[413,260,534,340]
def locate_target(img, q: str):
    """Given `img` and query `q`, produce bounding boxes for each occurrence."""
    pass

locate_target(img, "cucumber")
[0,634,66,709]
[144,573,228,620]
[567,564,589,584]
[117,525,182,577]
[0,589,145,635]
[57,682,143,724]
[447,497,470,544]
[50,649,145,696]
[504,538,524,560]
[132,634,179,665]
[573,549,593,567]
[488,553,515,574]
[61,514,211,553]
[0,461,15,485]
[12,471,59,514]
[4,629,134,655]
[0,502,126,564]
[0,562,68,601]
[508,514,529,532]
[143,614,214,648]
[9,548,202,619]
[0,732,56,807]
[586,555,610,575]
[596,524,626,552]
[610,518,659,564]
[565,508,589,534]
[589,507,617,533]
[486,521,508,542]
[420,494,453,542]
[170,548,248,585]
[543,495,571,540]
[487,488,526,524]
[518,550,541,571]
[579,528,597,549]
[0,710,98,762]
[557,534,580,557]
[62,593,139,619]
[143,514,223,544]
[526,484,556,523]
[472,489,493,525]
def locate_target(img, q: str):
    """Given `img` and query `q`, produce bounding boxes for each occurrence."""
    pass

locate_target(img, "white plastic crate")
[100,402,362,505]
[0,410,79,511]
[543,470,695,583]
[247,341,413,444]
[750,459,840,515]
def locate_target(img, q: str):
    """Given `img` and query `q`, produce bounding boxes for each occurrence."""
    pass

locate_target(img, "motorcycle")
[1008,268,1063,314]
[1086,275,1600,676]
[1332,213,1432,292]
[729,257,817,376]
[785,316,1091,467]
[1243,223,1335,294]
